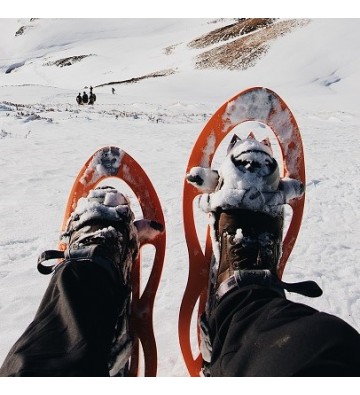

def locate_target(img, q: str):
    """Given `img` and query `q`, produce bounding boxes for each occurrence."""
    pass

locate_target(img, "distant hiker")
[76,93,82,105]
[82,91,88,104]
[112,87,115,94]
[89,86,96,105]
[89,93,96,105]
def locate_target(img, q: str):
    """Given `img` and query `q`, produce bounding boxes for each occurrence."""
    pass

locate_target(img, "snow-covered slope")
[0,18,360,377]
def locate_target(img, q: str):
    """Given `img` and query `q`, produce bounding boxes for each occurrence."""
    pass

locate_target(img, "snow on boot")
[188,133,304,217]
[61,186,139,284]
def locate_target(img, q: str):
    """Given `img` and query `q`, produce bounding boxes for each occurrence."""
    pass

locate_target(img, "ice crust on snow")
[223,89,301,176]
[224,89,275,125]
[224,89,292,133]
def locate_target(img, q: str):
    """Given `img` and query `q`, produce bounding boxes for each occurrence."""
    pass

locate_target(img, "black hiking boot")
[61,186,139,286]
[37,186,141,376]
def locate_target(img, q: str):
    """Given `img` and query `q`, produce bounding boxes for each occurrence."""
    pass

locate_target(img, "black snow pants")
[208,286,360,376]
[0,260,125,377]
[1,260,360,376]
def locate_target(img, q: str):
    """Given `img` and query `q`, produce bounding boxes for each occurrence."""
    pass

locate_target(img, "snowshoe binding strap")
[216,269,323,301]
[37,250,65,275]
[37,246,122,285]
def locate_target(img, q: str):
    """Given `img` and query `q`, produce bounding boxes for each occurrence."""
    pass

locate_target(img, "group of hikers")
[76,86,117,105]
[76,86,96,105]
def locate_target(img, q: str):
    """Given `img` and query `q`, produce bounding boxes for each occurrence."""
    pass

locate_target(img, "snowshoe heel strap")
[216,270,323,301]
[37,250,65,274]
[37,246,121,284]
[279,279,323,298]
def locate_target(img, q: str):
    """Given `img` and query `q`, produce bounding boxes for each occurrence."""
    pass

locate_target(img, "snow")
[193,136,303,216]
[234,229,244,243]
[1,17,360,381]
[80,147,124,185]
[69,188,131,231]
[225,89,303,175]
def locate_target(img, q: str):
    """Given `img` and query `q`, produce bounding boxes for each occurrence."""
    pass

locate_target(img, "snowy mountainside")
[0,18,360,377]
